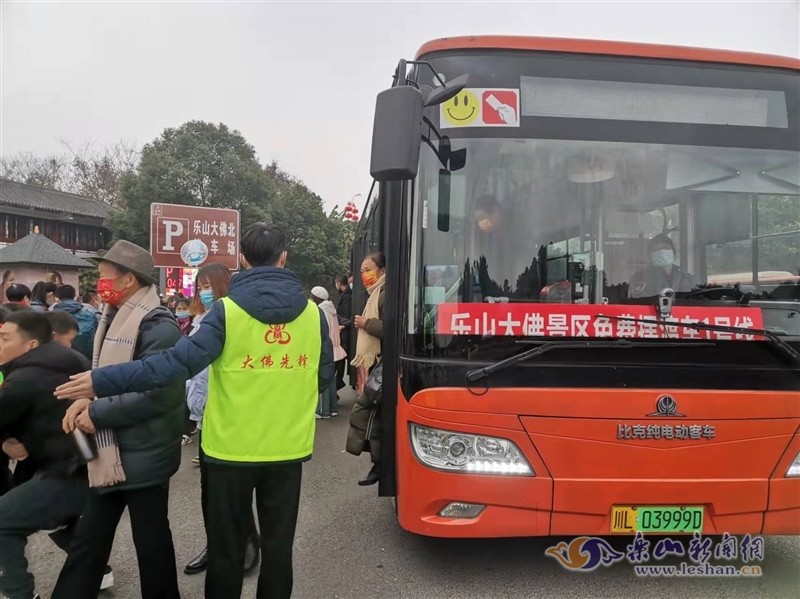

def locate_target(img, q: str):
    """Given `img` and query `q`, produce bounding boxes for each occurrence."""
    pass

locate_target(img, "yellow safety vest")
[203,297,321,463]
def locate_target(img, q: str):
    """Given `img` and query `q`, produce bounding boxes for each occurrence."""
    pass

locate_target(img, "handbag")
[361,360,383,407]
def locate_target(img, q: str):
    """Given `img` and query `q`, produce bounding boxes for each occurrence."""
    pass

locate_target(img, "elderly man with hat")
[55,224,334,599]
[311,285,347,419]
[52,240,184,599]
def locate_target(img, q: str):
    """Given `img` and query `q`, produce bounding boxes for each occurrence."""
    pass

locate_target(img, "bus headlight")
[786,451,800,477]
[410,424,534,476]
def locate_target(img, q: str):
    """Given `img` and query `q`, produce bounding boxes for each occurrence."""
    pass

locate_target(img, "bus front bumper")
[396,396,800,538]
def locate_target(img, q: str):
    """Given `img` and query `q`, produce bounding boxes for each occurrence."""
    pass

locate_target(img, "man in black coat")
[335,274,353,391]
[52,240,185,599]
[0,311,91,599]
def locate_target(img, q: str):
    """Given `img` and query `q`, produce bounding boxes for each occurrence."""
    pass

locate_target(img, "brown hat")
[99,240,155,285]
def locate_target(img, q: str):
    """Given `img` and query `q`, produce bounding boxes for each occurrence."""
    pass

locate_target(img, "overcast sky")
[2,1,799,212]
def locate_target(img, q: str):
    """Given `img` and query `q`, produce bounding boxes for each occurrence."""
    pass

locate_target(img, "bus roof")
[416,36,800,71]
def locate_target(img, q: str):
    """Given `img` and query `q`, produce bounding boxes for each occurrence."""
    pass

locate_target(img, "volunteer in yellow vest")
[57,223,335,599]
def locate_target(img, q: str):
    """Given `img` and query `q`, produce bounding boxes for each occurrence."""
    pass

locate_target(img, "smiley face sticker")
[442,90,480,126]
[440,88,520,129]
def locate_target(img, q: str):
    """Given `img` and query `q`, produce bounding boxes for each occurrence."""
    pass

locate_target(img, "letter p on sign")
[162,219,184,251]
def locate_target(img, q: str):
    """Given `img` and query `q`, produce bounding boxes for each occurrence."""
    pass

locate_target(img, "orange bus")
[357,36,800,538]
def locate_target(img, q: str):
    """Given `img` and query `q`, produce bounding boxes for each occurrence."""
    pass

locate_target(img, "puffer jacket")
[87,267,334,465]
[87,306,184,492]
[0,342,91,479]
[345,286,385,460]
[185,312,209,425]
[345,366,382,462]
[52,299,99,361]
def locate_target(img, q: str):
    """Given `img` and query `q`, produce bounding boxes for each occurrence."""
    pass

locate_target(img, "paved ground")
[28,389,800,598]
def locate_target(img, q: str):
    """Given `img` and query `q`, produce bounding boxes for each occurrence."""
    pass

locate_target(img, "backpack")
[72,308,99,361]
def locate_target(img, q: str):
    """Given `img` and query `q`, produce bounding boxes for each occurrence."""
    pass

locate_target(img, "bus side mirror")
[449,148,467,171]
[370,86,424,181]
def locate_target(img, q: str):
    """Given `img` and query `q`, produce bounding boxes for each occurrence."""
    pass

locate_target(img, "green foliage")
[264,162,356,290]
[7,121,357,293]
[110,121,271,248]
[78,266,99,295]
[105,121,355,292]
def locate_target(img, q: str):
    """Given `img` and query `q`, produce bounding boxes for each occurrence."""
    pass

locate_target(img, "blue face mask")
[175,310,190,319]
[652,249,675,268]
[199,289,215,309]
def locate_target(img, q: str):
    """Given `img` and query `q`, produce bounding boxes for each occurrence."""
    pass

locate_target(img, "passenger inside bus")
[629,233,697,298]
[472,194,508,298]
[474,194,504,234]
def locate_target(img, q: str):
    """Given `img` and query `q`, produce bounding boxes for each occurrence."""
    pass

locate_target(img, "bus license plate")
[611,506,703,534]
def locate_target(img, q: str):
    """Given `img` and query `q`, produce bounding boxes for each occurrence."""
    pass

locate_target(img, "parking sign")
[150,203,240,270]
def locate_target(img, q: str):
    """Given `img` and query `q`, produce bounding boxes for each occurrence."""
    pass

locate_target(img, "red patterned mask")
[361,271,378,289]
[97,277,125,307]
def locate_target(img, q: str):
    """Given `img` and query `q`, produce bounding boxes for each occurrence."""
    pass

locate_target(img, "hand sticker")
[485,94,518,126]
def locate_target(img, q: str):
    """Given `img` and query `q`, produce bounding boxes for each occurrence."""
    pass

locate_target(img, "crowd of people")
[0,223,387,599]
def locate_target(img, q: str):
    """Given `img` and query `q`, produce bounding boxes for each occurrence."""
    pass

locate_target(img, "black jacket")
[337,287,353,358]
[87,306,184,492]
[629,265,697,298]
[0,342,91,478]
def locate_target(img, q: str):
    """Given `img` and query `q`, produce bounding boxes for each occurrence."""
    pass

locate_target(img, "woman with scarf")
[183,262,261,577]
[345,251,386,486]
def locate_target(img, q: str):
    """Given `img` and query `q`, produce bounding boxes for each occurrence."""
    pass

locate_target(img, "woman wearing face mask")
[182,263,261,577]
[345,251,386,486]
[174,298,193,335]
[629,234,697,298]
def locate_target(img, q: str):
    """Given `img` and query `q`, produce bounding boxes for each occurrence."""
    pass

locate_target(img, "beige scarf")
[87,285,161,488]
[351,274,385,371]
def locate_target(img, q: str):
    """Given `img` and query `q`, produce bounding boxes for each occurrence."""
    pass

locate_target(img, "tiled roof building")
[0,178,111,255]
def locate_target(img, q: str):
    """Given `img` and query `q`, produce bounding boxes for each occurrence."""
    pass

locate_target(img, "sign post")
[150,203,240,270]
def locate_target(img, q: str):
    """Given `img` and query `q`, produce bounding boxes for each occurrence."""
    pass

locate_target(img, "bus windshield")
[410,138,800,337]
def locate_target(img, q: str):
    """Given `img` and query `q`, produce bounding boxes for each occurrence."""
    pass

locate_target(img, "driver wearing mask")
[629,234,696,298]
[472,195,508,298]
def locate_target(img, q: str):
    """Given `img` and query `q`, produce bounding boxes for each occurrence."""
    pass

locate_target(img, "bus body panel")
[408,387,800,419]
[369,35,800,536]
[765,435,800,533]
[397,395,553,537]
[397,387,800,537]
[415,35,800,71]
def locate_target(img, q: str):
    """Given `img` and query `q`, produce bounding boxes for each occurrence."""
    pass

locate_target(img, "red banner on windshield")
[437,304,764,341]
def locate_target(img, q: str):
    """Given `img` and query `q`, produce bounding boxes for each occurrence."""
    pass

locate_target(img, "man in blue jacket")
[51,284,99,361]
[58,223,334,599]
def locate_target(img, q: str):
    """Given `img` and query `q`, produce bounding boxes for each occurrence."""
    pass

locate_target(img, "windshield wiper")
[464,339,706,386]
[603,314,800,367]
